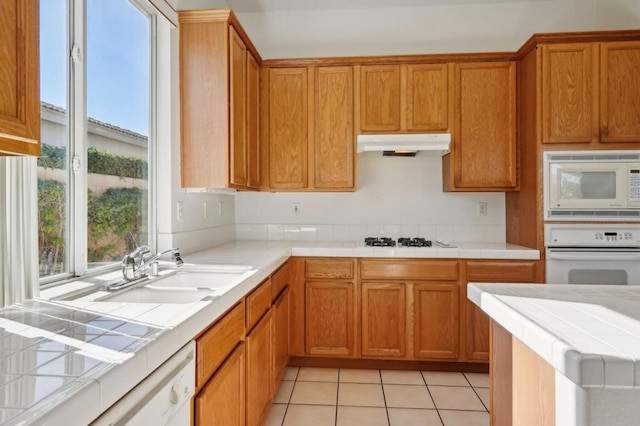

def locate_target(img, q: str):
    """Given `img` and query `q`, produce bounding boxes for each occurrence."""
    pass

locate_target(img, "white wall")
[235,154,505,243]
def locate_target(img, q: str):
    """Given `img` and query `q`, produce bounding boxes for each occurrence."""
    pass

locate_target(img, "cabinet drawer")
[305,258,355,279]
[360,259,459,281]
[246,278,272,331]
[196,300,245,389]
[466,260,538,282]
[272,262,290,299]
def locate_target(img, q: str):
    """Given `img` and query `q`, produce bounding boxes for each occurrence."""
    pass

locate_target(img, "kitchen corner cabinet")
[443,61,517,191]
[463,260,541,361]
[541,41,640,145]
[0,0,40,156]
[358,63,450,133]
[179,10,260,190]
[263,66,355,191]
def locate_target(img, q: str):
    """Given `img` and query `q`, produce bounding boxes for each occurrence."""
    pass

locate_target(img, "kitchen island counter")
[469,283,640,425]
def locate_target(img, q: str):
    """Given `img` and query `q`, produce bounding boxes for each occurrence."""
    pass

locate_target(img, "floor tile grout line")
[470,386,490,413]
[378,369,392,426]
[280,367,299,426]
[420,370,445,426]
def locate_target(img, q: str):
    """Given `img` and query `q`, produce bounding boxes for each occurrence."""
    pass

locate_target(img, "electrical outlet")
[478,201,488,216]
[177,201,184,221]
[293,202,301,215]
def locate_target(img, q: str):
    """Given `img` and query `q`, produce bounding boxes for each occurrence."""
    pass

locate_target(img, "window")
[38,0,156,283]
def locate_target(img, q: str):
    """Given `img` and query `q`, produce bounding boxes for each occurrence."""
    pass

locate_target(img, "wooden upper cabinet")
[179,10,260,190]
[541,43,598,144]
[600,41,640,143]
[229,27,247,188]
[445,61,517,191]
[359,65,402,132]
[314,66,355,189]
[267,68,308,189]
[0,0,40,156]
[246,52,260,189]
[407,63,450,131]
[358,63,450,133]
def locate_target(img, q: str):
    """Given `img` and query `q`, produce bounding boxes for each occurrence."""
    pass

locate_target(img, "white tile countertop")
[468,283,640,388]
[0,240,537,425]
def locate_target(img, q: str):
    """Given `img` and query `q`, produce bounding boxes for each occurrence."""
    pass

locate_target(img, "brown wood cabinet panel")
[0,0,39,156]
[314,66,355,189]
[246,278,272,331]
[413,283,459,359]
[229,27,247,188]
[196,301,245,389]
[360,259,458,281]
[600,41,640,143]
[195,342,245,426]
[305,258,355,279]
[305,281,356,356]
[361,282,406,358]
[541,43,598,144]
[406,63,449,131]
[272,261,290,300]
[273,287,290,386]
[491,320,512,426]
[268,68,308,189]
[359,65,402,132]
[246,309,273,426]
[450,61,517,190]
[246,52,260,189]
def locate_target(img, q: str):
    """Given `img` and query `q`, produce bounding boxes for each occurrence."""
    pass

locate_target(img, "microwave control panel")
[629,164,640,205]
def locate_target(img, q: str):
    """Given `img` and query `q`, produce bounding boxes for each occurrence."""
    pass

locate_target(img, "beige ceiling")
[226,0,545,13]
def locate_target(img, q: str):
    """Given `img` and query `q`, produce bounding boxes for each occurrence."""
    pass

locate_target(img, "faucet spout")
[120,246,182,282]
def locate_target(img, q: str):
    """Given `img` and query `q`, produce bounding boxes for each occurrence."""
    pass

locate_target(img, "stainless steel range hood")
[356,133,451,156]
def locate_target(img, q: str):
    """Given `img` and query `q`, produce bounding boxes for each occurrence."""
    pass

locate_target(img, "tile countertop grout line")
[0,240,538,424]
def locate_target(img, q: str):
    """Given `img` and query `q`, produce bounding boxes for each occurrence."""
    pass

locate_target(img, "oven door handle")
[547,252,640,261]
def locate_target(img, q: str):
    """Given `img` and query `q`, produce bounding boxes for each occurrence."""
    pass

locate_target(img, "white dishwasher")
[92,341,195,426]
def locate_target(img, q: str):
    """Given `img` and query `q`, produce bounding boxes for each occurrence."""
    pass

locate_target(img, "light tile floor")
[266,367,490,426]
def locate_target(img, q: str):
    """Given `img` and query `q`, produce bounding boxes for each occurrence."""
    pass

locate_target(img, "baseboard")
[288,356,489,373]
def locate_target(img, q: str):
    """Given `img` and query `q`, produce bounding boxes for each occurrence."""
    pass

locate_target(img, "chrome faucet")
[121,246,183,282]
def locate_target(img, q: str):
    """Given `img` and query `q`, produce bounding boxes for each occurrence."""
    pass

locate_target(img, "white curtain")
[0,156,39,307]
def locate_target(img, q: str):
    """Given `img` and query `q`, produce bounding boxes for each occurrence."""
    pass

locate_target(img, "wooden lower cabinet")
[413,283,460,359]
[195,343,245,426]
[246,309,273,426]
[305,281,356,357]
[273,287,290,385]
[361,282,406,358]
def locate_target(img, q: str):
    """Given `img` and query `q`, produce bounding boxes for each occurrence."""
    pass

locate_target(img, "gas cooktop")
[364,237,432,247]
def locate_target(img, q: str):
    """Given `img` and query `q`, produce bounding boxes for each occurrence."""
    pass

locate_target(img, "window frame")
[39,0,159,287]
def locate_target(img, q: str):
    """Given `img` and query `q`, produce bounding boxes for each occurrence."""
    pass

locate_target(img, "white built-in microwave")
[544,151,640,221]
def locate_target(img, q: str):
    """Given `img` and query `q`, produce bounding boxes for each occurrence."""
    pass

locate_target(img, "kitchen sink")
[97,286,215,304]
[147,271,248,290]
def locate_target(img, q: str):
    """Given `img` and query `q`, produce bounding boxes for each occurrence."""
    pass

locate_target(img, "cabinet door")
[465,260,539,361]
[0,0,39,156]
[541,43,598,144]
[305,281,356,357]
[413,283,459,360]
[246,52,260,189]
[361,282,406,358]
[268,68,308,189]
[451,62,517,190]
[229,27,247,188]
[246,309,273,426]
[600,41,640,143]
[195,343,245,426]
[273,287,290,386]
[314,66,355,190]
[359,65,401,132]
[407,64,449,131]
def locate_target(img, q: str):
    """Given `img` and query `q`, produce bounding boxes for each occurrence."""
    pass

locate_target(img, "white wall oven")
[545,224,640,285]
[544,150,640,221]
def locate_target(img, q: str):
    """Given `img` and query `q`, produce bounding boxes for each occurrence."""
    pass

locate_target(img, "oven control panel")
[545,224,640,247]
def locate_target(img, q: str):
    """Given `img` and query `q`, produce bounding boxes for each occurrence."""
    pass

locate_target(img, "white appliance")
[356,133,450,156]
[545,224,640,285]
[91,341,195,426]
[543,150,640,221]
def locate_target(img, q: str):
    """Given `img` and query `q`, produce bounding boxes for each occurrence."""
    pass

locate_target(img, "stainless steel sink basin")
[98,286,215,304]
